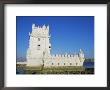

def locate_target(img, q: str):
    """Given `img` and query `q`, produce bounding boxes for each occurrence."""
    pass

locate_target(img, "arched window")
[70,63,72,65]
[64,63,65,65]
[52,63,54,65]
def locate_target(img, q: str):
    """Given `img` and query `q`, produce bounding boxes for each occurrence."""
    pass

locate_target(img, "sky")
[16,16,94,60]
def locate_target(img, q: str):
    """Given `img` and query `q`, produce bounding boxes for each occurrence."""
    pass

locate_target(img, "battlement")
[44,52,85,67]
[50,53,83,61]
[51,54,76,58]
[50,49,84,58]
[32,24,49,31]
[30,24,50,37]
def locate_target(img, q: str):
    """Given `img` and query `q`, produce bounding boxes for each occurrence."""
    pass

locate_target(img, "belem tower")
[24,24,85,67]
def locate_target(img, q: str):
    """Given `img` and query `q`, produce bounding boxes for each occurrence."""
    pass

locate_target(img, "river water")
[16,62,94,74]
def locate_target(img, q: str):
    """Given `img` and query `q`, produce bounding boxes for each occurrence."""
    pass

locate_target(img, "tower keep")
[26,24,51,66]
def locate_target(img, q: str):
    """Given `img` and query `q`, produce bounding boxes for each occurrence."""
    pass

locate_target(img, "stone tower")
[26,24,51,66]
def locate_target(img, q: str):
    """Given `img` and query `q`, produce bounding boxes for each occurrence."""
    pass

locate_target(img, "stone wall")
[44,54,84,67]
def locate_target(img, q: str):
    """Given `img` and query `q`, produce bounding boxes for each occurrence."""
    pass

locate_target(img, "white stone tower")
[26,24,51,66]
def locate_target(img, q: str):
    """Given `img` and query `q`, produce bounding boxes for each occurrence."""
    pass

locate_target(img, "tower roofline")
[32,23,49,30]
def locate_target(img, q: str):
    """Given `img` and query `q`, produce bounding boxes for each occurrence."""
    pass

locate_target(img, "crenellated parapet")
[50,49,84,59]
[30,24,50,38]
[51,54,75,58]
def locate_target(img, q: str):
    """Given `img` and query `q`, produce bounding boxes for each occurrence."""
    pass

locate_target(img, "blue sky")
[16,16,94,59]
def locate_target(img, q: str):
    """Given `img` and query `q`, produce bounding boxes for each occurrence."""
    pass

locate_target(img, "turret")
[79,49,84,58]
[79,49,85,62]
[32,23,35,29]
[27,23,51,66]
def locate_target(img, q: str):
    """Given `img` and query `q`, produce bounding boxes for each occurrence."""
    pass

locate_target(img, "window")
[38,38,40,41]
[58,63,59,65]
[52,63,54,65]
[70,63,72,65]
[37,45,40,50]
[76,63,78,66]
[49,46,51,48]
[64,63,65,65]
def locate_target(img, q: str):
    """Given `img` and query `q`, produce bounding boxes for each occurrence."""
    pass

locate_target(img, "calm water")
[83,62,94,68]
[16,62,94,74]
